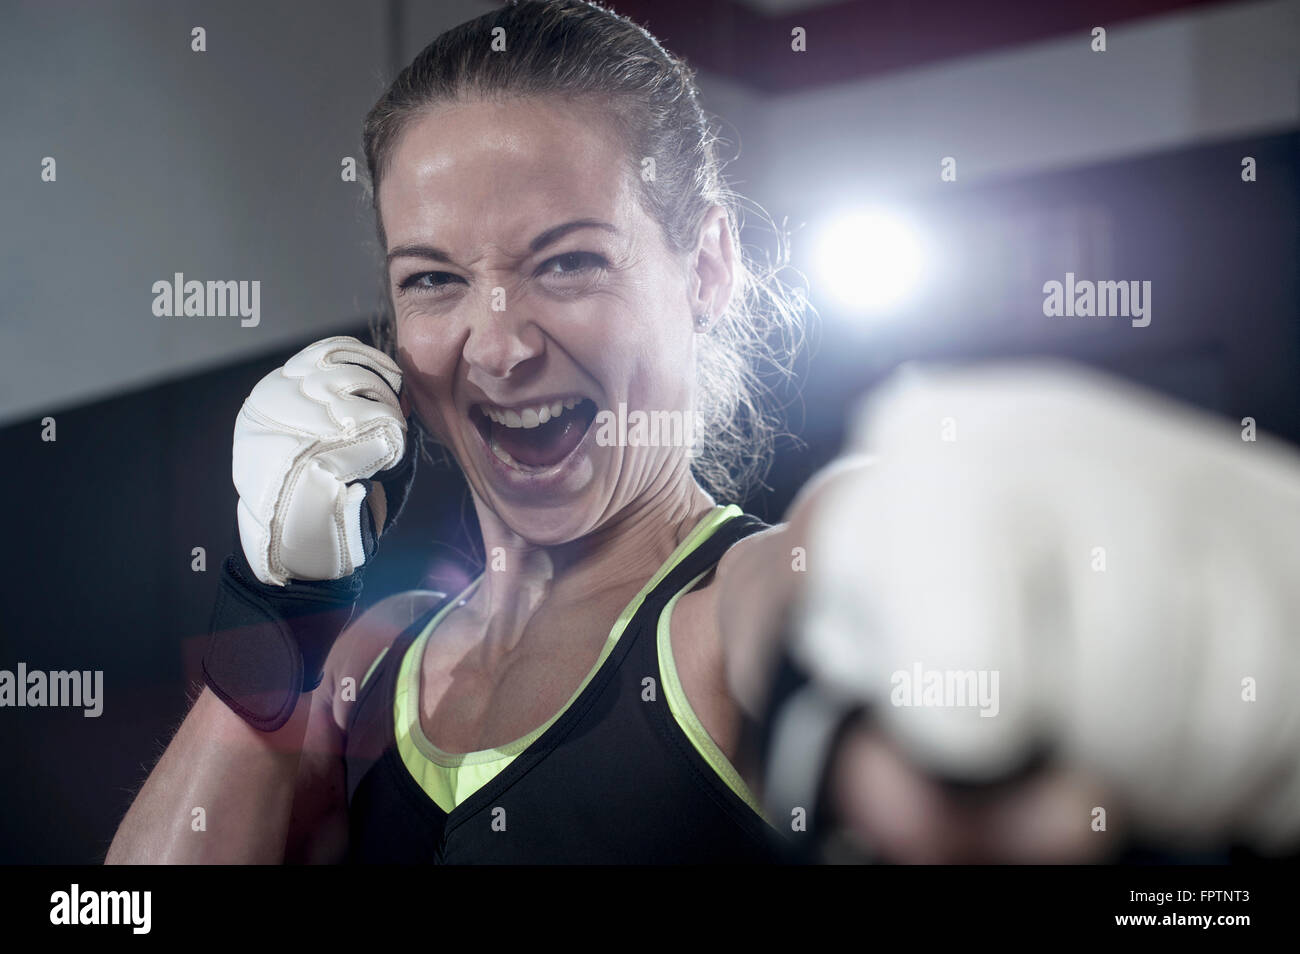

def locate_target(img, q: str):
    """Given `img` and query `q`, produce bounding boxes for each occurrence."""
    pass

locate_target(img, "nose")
[462,292,545,383]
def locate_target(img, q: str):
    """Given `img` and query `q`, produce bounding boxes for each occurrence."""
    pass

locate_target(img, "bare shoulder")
[715,454,875,581]
[711,454,874,712]
[321,589,446,732]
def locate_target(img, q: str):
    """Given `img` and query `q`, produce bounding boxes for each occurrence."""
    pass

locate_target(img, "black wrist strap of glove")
[757,638,867,849]
[202,544,365,732]
[758,643,1054,861]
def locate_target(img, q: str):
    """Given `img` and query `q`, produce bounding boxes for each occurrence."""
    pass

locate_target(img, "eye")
[396,271,466,295]
[536,251,608,280]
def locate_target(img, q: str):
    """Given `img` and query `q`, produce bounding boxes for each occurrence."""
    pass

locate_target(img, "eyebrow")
[385,218,619,267]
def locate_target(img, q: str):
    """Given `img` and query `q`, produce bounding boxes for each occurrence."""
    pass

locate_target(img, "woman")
[107,0,828,864]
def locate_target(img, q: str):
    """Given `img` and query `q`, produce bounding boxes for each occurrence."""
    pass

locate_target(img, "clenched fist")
[233,336,411,586]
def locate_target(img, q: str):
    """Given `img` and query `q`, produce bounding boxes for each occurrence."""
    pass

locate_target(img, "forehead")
[378,97,642,252]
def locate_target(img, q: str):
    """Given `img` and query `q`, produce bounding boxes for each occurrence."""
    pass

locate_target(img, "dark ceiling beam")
[606,0,1235,92]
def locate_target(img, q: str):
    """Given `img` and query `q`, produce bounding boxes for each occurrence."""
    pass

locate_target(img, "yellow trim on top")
[657,569,773,827]
[394,504,745,814]
[359,646,389,693]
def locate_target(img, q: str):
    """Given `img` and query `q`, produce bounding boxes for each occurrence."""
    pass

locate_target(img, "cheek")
[604,284,695,404]
[395,316,460,438]
[635,316,696,409]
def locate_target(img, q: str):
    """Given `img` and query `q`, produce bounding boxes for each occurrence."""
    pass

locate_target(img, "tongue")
[492,410,589,468]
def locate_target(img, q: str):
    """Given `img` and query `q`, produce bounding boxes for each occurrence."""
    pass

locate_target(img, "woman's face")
[379,97,719,544]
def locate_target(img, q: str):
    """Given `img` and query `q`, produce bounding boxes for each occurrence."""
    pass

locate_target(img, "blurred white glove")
[797,361,1300,852]
[233,336,407,586]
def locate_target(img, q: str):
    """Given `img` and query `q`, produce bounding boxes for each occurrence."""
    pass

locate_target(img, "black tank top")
[343,510,788,863]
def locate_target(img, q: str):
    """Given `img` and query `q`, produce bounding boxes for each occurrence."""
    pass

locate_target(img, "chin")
[484,496,610,548]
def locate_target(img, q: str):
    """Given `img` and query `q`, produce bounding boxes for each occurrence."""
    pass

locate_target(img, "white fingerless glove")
[234,335,408,586]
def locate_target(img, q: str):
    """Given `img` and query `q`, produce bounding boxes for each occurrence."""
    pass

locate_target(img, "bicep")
[717,455,874,714]
[284,686,349,864]
[283,589,445,864]
[282,614,368,865]
[280,670,351,863]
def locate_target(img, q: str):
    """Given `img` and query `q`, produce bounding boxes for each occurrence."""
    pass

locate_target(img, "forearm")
[106,687,311,864]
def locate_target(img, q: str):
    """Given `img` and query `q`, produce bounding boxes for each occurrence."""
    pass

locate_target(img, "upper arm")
[283,589,444,864]
[716,455,874,714]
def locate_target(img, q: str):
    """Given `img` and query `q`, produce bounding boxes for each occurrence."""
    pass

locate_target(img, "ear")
[689,205,736,327]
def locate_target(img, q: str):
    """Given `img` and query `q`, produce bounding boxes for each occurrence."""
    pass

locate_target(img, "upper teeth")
[482,397,580,429]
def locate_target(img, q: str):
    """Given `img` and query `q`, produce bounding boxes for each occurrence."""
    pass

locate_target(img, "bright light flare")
[811,208,927,317]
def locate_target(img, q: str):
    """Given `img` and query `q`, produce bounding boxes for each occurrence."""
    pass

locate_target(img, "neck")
[464,464,717,657]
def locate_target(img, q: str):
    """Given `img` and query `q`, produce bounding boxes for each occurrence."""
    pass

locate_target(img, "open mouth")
[470,396,599,472]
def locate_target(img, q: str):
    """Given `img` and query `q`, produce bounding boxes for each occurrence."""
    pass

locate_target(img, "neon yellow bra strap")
[658,568,773,825]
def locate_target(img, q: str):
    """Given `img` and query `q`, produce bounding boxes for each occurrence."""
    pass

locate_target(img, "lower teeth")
[488,433,522,469]
[489,430,558,472]
[484,403,584,472]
